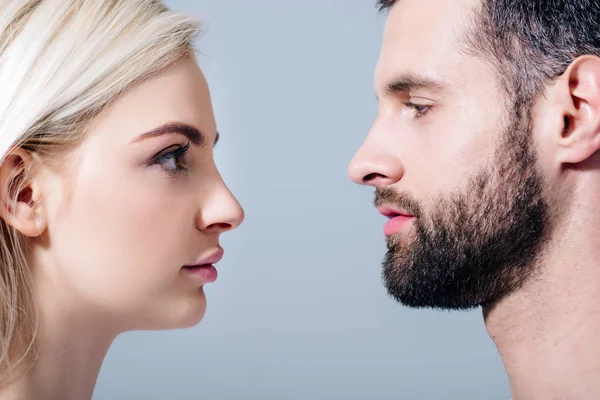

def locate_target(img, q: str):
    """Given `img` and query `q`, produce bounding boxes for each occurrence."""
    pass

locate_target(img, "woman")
[0,0,244,398]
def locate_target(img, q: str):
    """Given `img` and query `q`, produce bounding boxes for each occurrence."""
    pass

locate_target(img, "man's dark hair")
[377,0,600,115]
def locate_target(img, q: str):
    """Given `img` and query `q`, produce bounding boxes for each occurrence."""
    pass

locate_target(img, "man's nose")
[348,133,404,188]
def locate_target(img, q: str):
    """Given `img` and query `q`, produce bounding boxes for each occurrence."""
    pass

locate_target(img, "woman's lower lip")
[182,264,218,283]
[384,215,414,236]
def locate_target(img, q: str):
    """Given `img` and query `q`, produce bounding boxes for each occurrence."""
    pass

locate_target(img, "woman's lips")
[186,249,224,266]
[182,248,224,283]
[182,264,218,283]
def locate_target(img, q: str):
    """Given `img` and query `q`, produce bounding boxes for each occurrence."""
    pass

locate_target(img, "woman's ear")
[0,147,47,237]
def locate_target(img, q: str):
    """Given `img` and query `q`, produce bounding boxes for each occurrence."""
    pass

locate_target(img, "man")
[348,0,600,398]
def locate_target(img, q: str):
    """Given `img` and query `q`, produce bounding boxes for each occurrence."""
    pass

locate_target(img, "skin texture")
[349,0,600,398]
[0,55,244,399]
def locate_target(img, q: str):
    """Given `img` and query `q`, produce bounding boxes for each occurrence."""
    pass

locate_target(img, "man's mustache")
[373,188,422,218]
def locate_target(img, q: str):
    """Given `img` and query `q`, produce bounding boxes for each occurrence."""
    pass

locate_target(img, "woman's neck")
[0,333,113,400]
[0,280,118,400]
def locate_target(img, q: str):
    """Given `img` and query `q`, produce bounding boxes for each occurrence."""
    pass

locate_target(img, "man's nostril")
[364,172,385,183]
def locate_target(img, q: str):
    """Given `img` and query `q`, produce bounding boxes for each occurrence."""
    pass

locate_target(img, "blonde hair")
[0,0,202,380]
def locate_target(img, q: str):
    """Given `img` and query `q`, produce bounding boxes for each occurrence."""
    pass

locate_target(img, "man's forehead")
[375,0,481,92]
[383,0,481,20]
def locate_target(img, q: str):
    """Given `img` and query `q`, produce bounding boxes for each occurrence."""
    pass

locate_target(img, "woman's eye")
[153,143,191,176]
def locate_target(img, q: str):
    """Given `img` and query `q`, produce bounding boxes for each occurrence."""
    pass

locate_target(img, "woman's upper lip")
[185,248,224,267]
[377,205,414,218]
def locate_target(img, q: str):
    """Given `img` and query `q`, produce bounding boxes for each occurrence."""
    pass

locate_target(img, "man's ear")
[555,55,600,165]
[0,147,47,237]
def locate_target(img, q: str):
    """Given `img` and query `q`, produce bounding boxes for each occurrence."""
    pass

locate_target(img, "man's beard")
[376,115,550,310]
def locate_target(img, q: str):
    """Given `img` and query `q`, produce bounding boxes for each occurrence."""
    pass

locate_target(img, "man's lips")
[377,205,414,219]
[377,206,415,236]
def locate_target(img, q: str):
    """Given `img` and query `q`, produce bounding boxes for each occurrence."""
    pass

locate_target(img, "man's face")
[348,0,550,309]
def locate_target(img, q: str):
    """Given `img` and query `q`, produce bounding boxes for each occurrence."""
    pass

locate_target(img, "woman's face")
[33,56,244,330]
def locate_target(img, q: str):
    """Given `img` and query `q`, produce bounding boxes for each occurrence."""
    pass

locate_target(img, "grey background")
[93,1,510,399]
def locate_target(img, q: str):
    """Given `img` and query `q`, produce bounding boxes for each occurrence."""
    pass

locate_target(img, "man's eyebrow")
[377,73,446,100]
[130,122,220,147]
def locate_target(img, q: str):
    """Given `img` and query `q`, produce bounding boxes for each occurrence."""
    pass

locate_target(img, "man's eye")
[405,102,432,119]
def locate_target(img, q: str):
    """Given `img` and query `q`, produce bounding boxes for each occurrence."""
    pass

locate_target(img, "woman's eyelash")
[405,102,432,119]
[153,142,191,176]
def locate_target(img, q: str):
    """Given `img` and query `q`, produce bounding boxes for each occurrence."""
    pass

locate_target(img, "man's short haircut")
[377,0,600,114]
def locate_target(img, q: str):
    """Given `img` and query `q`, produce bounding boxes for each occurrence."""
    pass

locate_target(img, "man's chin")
[384,284,480,310]
[382,256,496,311]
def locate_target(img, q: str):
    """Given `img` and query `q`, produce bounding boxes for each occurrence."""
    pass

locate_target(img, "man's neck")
[484,214,600,400]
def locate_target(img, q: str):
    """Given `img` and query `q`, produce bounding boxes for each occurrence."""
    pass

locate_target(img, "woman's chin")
[169,288,208,329]
[132,288,208,331]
